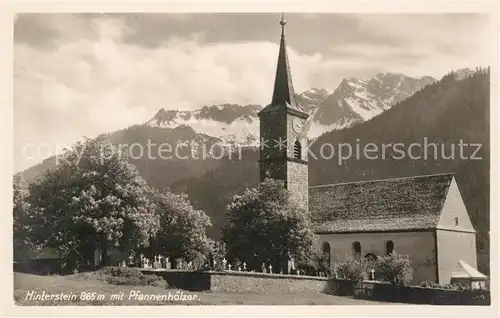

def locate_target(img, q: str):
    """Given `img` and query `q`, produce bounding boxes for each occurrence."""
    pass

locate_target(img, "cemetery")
[106,251,490,305]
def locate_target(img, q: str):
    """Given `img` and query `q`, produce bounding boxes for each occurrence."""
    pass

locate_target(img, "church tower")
[258,14,309,211]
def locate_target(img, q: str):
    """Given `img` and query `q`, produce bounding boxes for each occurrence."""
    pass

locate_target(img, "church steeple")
[268,13,305,113]
[258,13,309,211]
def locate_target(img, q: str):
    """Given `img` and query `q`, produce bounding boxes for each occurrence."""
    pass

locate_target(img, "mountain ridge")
[143,72,437,143]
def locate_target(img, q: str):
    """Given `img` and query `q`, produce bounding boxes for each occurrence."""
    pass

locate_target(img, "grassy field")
[14,272,387,305]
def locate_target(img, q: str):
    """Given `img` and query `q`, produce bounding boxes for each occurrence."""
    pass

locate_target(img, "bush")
[419,280,467,290]
[419,280,439,288]
[297,248,330,276]
[375,253,413,285]
[332,258,369,282]
[92,267,168,288]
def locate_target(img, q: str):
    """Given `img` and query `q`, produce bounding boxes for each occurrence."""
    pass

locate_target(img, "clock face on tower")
[292,117,304,133]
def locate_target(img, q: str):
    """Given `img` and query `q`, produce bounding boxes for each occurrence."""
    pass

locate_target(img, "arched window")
[386,240,394,255]
[352,241,361,259]
[294,140,301,159]
[322,242,331,267]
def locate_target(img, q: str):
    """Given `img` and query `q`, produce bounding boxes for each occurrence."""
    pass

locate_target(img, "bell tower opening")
[293,140,302,159]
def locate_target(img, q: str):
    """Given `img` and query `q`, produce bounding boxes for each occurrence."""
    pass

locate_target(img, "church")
[258,16,482,285]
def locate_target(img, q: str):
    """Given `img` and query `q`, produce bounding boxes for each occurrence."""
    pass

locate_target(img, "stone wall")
[210,271,329,293]
[141,269,330,293]
[286,161,309,211]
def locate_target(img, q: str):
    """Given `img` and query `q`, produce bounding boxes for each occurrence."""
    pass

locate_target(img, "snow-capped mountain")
[307,73,436,138]
[145,104,262,147]
[295,88,330,113]
[145,73,435,143]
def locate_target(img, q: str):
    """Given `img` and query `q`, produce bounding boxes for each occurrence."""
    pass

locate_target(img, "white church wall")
[436,230,477,285]
[437,177,476,232]
[435,176,478,284]
[316,231,438,284]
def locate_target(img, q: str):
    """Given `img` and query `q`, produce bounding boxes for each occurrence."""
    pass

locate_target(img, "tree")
[27,136,160,269]
[13,175,33,261]
[222,178,316,272]
[147,190,212,266]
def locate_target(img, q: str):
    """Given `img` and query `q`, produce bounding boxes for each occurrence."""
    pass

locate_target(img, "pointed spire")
[270,13,303,112]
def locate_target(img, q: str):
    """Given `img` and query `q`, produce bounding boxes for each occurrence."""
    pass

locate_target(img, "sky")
[14,13,492,172]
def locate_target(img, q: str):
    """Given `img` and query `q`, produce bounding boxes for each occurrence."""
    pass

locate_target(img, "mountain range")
[144,72,436,144]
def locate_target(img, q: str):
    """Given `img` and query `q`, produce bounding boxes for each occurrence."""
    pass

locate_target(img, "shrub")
[375,253,413,285]
[419,280,439,288]
[419,281,467,290]
[297,248,330,276]
[93,266,168,288]
[332,258,369,282]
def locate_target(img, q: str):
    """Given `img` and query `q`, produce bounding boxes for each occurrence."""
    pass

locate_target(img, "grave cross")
[268,264,272,273]
[222,258,227,270]
[238,266,242,272]
[228,263,232,271]
[243,262,247,271]
[371,269,375,280]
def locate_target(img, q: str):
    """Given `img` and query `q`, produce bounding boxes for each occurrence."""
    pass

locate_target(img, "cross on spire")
[280,12,286,36]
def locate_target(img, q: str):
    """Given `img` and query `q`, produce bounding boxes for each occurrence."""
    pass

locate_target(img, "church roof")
[309,173,455,233]
[259,15,307,116]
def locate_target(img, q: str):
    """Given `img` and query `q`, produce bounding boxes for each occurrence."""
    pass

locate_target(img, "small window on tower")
[455,217,459,226]
[294,140,301,159]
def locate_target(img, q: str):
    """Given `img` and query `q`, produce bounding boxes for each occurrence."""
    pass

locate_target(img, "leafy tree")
[147,190,212,265]
[13,175,33,261]
[222,178,316,272]
[27,136,159,269]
